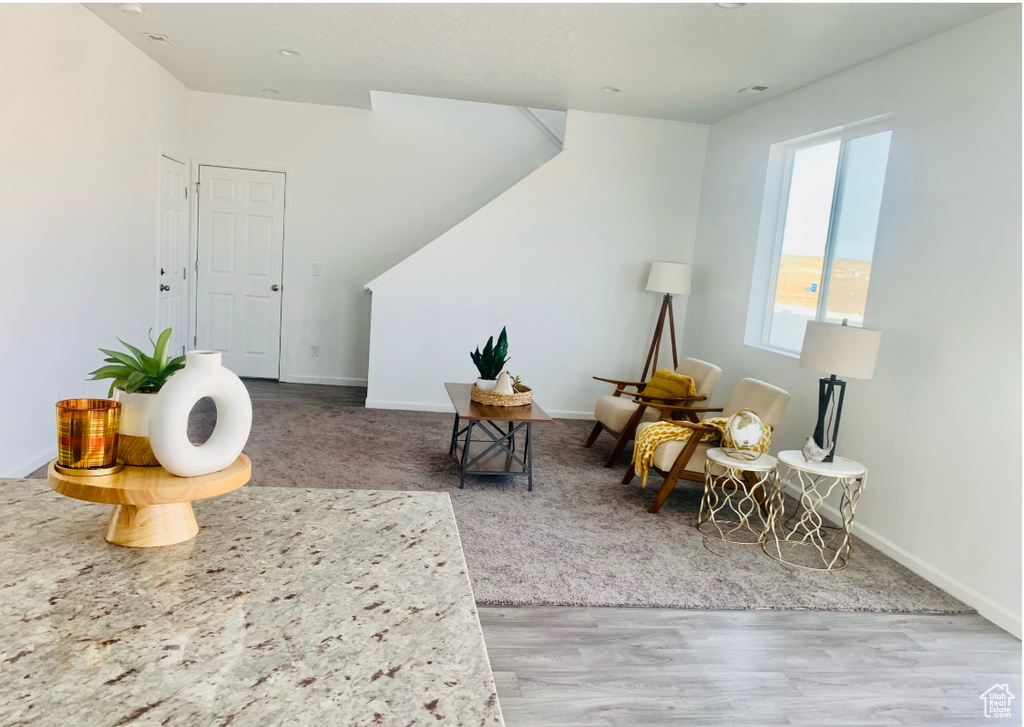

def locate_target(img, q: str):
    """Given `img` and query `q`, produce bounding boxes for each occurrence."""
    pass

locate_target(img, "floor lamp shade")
[640,262,691,381]
[646,262,691,296]
[799,321,882,379]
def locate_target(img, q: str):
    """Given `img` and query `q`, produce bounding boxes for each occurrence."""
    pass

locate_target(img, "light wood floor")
[479,606,1022,726]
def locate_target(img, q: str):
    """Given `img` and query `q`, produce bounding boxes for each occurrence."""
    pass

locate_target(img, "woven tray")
[470,383,533,407]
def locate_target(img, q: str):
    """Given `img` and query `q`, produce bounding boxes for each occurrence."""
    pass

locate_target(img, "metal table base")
[449,414,535,491]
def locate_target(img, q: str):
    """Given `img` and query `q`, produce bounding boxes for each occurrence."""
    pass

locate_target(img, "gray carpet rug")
[31,401,969,613]
[193,401,968,613]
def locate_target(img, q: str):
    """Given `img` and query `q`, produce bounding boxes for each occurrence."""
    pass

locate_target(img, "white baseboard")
[2,445,57,478]
[366,399,454,413]
[365,399,593,420]
[783,482,1022,638]
[545,409,592,419]
[280,374,368,387]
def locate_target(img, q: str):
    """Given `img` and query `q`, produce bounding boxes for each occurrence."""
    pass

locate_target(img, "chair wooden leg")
[648,431,704,514]
[604,434,630,467]
[584,421,603,448]
[648,471,681,514]
[603,405,649,468]
[622,465,636,485]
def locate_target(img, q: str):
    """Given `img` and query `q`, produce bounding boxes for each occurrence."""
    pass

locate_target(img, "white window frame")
[746,114,893,357]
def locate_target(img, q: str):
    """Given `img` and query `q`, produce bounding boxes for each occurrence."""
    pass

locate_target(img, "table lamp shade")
[799,321,882,380]
[646,262,691,296]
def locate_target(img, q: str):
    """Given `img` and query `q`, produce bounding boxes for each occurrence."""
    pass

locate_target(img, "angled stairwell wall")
[365,111,709,416]
[186,91,560,388]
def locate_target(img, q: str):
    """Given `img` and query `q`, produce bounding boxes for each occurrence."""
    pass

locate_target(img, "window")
[753,120,892,354]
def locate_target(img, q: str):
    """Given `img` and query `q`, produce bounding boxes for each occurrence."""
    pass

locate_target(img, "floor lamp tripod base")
[641,293,679,382]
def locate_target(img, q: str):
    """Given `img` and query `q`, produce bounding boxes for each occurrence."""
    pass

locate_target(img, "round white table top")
[777,450,866,477]
[706,447,777,472]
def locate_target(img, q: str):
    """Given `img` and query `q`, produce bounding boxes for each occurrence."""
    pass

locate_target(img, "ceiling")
[87,3,1006,123]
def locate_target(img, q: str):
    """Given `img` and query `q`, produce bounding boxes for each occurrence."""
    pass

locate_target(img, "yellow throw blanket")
[640,368,696,402]
[632,418,773,487]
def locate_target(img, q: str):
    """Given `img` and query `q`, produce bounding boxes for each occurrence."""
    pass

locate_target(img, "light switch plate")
[312,263,322,276]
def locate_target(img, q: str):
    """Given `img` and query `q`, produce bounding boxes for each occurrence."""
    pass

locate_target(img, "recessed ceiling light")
[602,86,620,94]
[739,84,770,95]
[717,3,747,8]
[118,3,144,14]
[278,49,301,57]
[262,88,280,94]
[140,32,173,45]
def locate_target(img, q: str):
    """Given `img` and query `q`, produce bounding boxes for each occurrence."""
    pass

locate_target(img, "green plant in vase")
[470,327,510,391]
[88,327,185,397]
[87,327,184,466]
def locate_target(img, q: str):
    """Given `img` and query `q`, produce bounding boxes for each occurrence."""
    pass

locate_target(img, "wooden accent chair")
[623,378,790,513]
[585,358,722,468]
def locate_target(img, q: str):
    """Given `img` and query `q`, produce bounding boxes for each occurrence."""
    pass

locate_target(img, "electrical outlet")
[311,345,320,357]
[312,263,322,276]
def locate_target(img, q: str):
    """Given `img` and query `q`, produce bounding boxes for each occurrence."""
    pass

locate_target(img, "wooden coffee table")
[445,383,552,491]
[47,455,251,547]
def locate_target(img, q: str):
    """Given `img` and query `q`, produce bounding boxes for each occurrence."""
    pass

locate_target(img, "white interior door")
[158,155,188,355]
[196,165,285,379]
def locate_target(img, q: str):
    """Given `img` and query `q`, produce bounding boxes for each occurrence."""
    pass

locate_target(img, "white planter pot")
[475,378,498,392]
[114,389,161,465]
[116,390,156,436]
[149,351,252,477]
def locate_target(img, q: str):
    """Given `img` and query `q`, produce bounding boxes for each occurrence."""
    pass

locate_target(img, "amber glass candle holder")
[56,399,122,473]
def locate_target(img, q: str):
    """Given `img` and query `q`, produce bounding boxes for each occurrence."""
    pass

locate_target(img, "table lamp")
[641,262,691,381]
[799,320,882,463]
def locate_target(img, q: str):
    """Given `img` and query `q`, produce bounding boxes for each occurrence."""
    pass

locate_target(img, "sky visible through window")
[767,130,892,352]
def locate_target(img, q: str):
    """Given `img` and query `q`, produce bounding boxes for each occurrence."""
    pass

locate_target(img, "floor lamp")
[799,320,882,462]
[640,262,691,382]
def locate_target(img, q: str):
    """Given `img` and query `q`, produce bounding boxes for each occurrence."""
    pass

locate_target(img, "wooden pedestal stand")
[47,455,251,547]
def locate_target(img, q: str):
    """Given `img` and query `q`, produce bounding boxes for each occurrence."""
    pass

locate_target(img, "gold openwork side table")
[699,448,778,545]
[762,450,866,571]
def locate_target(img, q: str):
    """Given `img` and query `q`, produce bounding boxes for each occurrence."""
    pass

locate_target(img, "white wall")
[683,8,1021,635]
[185,91,559,387]
[365,111,709,416]
[0,4,188,477]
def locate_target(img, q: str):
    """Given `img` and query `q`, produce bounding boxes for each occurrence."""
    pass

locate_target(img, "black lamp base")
[813,375,846,463]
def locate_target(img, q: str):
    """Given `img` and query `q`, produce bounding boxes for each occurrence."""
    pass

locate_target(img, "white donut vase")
[149,351,252,477]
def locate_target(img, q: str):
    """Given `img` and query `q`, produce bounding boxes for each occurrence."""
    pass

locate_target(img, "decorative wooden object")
[117,433,161,466]
[47,455,251,547]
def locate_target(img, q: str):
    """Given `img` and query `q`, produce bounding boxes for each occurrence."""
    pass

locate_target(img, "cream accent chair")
[623,378,791,513]
[585,358,722,467]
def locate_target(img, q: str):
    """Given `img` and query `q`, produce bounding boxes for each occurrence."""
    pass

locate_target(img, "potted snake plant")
[87,328,184,465]
[470,327,510,392]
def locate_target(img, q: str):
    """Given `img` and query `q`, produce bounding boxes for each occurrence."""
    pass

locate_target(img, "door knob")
[160,284,170,292]
[271,284,280,291]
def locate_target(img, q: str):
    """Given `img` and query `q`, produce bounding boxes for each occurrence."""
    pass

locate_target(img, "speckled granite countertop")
[0,479,503,727]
